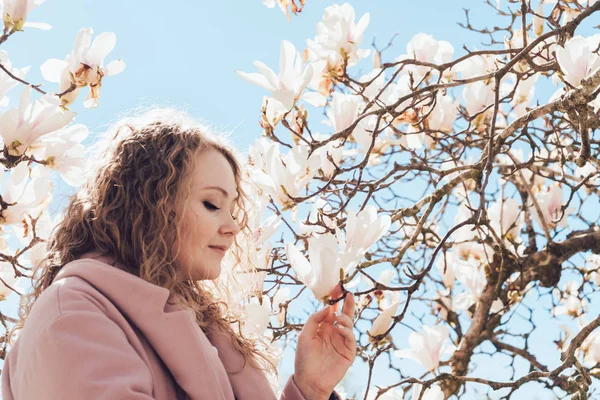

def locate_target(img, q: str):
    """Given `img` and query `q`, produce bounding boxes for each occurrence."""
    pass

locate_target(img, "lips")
[209,245,227,255]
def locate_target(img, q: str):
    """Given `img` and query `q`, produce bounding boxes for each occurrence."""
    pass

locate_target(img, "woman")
[1,109,356,399]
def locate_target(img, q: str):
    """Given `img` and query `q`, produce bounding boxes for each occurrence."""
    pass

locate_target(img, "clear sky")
[2,1,599,399]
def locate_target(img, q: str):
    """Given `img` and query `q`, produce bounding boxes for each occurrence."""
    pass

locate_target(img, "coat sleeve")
[19,309,155,400]
[279,375,341,400]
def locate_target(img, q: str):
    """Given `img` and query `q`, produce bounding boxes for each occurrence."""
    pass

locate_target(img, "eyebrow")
[202,186,239,200]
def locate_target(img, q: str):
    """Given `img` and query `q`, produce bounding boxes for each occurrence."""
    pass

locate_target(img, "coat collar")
[53,251,277,400]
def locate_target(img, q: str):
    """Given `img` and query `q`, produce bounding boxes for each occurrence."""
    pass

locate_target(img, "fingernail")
[334,311,342,317]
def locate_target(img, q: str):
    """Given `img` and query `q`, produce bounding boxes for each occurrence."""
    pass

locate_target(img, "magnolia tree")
[0,0,124,363]
[1,0,600,399]
[236,0,600,399]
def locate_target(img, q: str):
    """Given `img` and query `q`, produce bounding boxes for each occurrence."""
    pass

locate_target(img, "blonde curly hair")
[10,108,278,377]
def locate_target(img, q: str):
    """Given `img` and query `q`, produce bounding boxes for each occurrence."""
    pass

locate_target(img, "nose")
[221,214,240,237]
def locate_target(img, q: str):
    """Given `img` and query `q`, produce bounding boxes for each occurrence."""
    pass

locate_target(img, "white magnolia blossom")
[0,163,52,226]
[412,384,444,400]
[553,281,587,318]
[0,87,75,156]
[306,3,370,77]
[394,325,455,371]
[242,299,270,337]
[452,257,487,312]
[366,388,403,400]
[0,50,30,106]
[29,124,89,187]
[555,35,600,88]
[271,286,290,326]
[311,133,344,178]
[425,92,458,133]
[369,300,400,341]
[251,142,319,208]
[2,0,50,31]
[254,214,282,247]
[286,233,355,301]
[487,197,524,243]
[237,40,325,111]
[402,33,454,81]
[41,28,125,107]
[327,92,362,133]
[463,80,495,117]
[455,53,499,80]
[338,205,391,261]
[532,184,574,229]
[0,262,23,300]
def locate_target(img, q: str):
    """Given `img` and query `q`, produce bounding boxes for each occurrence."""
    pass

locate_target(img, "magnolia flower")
[242,299,270,337]
[369,300,399,343]
[412,384,444,400]
[306,3,370,66]
[41,28,125,108]
[254,214,281,247]
[425,92,458,133]
[436,252,457,288]
[29,124,89,187]
[366,388,403,400]
[487,197,524,242]
[311,133,344,178]
[2,0,50,31]
[463,80,495,116]
[262,0,303,20]
[533,3,544,37]
[0,262,23,300]
[533,184,574,229]
[237,40,325,111]
[0,50,30,106]
[285,233,352,301]
[271,286,290,326]
[0,87,75,156]
[328,92,362,133]
[252,143,319,208]
[553,281,587,318]
[452,257,487,313]
[402,33,454,82]
[455,53,498,80]
[394,325,454,371]
[0,164,52,226]
[339,205,391,261]
[351,115,398,164]
[555,35,600,88]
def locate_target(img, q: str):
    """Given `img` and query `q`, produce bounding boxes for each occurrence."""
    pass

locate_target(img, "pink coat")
[2,252,308,399]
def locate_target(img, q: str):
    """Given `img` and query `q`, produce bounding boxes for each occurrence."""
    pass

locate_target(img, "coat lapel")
[54,253,236,400]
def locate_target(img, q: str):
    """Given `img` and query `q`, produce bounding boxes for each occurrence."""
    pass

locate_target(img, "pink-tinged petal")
[236,70,277,92]
[104,59,126,76]
[86,32,116,66]
[40,59,68,83]
[23,21,51,30]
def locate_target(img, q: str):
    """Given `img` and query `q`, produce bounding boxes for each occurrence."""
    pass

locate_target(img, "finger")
[330,282,343,313]
[302,306,332,338]
[332,313,353,330]
[342,291,355,320]
[334,324,357,354]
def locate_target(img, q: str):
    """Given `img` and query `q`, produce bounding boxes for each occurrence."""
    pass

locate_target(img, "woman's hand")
[294,283,356,400]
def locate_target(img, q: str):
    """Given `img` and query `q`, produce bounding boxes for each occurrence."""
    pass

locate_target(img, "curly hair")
[9,108,278,378]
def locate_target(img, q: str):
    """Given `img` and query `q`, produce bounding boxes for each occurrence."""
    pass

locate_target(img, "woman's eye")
[203,201,220,211]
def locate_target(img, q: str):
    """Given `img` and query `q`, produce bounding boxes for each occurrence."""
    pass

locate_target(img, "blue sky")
[2,0,599,399]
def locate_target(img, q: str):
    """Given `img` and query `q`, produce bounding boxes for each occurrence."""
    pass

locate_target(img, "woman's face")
[175,148,240,281]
